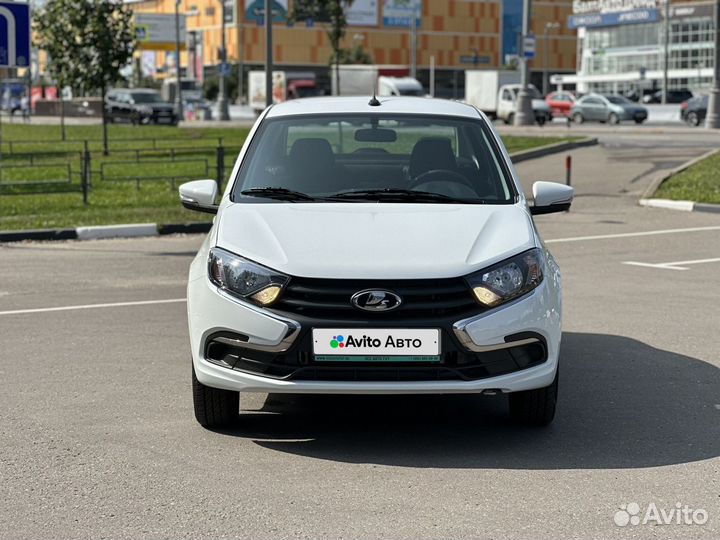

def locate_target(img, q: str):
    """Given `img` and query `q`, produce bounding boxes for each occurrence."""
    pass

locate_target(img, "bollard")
[216,146,225,193]
[565,155,572,187]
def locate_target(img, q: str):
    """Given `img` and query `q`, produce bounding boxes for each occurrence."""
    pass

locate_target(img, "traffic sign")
[523,34,536,59]
[0,1,31,68]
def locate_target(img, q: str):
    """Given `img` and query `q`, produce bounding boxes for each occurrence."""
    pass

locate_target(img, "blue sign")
[523,34,536,59]
[0,1,31,68]
[568,8,659,29]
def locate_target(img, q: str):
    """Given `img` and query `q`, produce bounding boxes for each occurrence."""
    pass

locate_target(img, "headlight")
[466,248,544,307]
[208,247,289,306]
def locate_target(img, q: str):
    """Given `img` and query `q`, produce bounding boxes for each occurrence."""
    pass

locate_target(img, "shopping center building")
[554,0,716,95]
[125,0,578,97]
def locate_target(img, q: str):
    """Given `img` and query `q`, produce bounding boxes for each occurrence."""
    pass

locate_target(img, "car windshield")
[511,87,542,99]
[231,114,515,204]
[132,93,163,103]
[398,88,424,96]
[605,95,631,105]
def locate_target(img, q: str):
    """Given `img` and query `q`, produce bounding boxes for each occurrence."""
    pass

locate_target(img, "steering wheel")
[409,169,476,191]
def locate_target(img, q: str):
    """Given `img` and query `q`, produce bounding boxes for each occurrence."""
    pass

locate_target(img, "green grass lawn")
[654,150,720,204]
[0,124,581,231]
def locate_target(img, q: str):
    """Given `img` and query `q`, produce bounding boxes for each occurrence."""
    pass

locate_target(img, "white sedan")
[179,96,573,429]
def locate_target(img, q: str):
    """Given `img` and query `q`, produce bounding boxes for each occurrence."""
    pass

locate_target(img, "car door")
[498,88,515,120]
[583,97,605,121]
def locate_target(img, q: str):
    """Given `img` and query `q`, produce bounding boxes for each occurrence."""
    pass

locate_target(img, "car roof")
[265,96,482,119]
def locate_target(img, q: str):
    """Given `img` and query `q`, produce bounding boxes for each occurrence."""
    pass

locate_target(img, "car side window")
[502,89,513,101]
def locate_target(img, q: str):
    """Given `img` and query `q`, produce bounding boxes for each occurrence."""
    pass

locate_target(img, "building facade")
[559,0,715,94]
[126,0,577,96]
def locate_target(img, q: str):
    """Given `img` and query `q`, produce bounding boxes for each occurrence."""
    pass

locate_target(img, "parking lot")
[1,129,719,538]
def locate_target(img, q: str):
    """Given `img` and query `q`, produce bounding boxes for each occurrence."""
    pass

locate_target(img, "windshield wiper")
[240,187,318,202]
[328,188,476,204]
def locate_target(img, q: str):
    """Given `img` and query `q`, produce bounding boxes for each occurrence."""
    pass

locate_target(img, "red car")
[545,91,576,118]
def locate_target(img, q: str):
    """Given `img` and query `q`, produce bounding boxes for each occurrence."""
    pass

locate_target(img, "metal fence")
[0,143,235,203]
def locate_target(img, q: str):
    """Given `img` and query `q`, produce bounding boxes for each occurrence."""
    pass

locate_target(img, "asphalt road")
[1,130,719,539]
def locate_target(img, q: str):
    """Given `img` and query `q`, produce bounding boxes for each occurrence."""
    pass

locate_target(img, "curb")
[0,222,212,244]
[641,148,720,201]
[509,137,599,163]
[76,223,158,240]
[640,198,720,214]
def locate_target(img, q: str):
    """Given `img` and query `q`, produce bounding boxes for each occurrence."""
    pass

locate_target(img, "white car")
[180,96,573,429]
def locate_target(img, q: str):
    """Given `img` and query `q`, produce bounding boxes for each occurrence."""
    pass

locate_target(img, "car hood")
[216,203,537,279]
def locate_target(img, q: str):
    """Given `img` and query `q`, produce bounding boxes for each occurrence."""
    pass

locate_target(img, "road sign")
[523,34,536,59]
[0,1,31,68]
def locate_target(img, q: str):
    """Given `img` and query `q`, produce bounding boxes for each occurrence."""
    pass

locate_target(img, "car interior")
[235,117,513,202]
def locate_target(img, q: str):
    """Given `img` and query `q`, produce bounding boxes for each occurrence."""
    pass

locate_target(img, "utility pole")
[514,0,534,125]
[543,22,560,96]
[410,0,418,79]
[265,0,273,107]
[706,0,720,128]
[174,0,184,121]
[662,0,670,104]
[217,0,230,120]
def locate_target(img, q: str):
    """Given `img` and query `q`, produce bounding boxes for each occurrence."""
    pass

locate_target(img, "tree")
[292,0,355,93]
[35,0,135,153]
[339,43,372,65]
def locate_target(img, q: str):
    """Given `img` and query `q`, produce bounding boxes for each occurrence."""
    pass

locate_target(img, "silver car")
[571,94,648,125]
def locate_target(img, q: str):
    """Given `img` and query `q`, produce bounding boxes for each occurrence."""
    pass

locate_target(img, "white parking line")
[623,257,720,271]
[0,298,186,316]
[546,225,720,244]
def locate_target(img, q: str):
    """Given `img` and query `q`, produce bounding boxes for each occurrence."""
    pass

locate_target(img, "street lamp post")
[543,21,560,96]
[174,0,184,121]
[409,0,419,79]
[706,0,720,128]
[514,0,534,125]
[662,0,670,104]
[265,0,273,108]
[217,0,230,121]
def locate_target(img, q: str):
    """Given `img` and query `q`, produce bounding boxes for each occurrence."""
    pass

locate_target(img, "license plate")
[312,328,440,359]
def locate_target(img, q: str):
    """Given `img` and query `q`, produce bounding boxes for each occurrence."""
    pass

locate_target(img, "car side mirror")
[179,179,219,214]
[530,181,574,215]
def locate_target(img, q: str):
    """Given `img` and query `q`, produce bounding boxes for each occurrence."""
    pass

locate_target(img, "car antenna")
[368,86,381,107]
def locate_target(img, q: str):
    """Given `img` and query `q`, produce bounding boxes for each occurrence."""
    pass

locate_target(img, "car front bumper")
[188,271,562,395]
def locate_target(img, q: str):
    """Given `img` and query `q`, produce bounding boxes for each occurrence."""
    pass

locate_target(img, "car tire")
[634,118,645,124]
[608,112,620,125]
[192,364,239,429]
[687,112,700,127]
[536,115,546,126]
[508,368,558,427]
[572,112,584,124]
[506,113,515,125]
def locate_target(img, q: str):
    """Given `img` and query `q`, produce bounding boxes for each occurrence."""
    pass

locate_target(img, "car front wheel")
[508,368,558,427]
[192,364,239,428]
[572,112,584,124]
[687,112,700,127]
[608,112,620,125]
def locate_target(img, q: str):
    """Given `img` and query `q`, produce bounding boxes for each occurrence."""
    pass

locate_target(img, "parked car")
[179,96,574,429]
[106,89,178,125]
[642,89,694,104]
[571,94,648,124]
[680,94,708,126]
[545,91,576,118]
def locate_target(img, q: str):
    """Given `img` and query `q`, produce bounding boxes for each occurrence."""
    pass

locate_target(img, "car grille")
[272,276,481,320]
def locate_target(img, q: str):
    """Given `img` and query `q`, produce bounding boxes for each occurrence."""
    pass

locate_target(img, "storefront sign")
[383,0,421,28]
[348,0,379,26]
[572,0,657,14]
[568,8,659,28]
[670,3,714,18]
